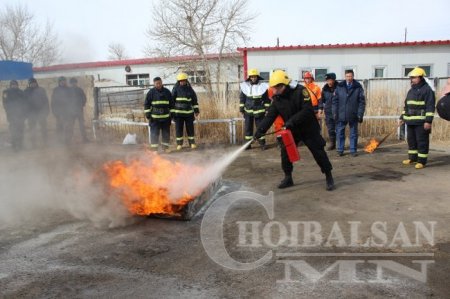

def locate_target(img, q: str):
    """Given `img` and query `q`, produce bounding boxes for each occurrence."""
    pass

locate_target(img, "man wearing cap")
[322,73,338,150]
[69,78,89,143]
[239,69,270,150]
[399,67,435,169]
[51,76,74,144]
[2,80,27,150]
[302,71,322,120]
[254,70,334,191]
[24,78,50,147]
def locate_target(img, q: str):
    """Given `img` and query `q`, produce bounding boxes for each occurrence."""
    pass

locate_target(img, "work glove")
[358,116,363,123]
[253,130,263,140]
[145,112,151,120]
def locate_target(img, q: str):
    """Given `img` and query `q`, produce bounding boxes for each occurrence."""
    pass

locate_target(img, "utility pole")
[276,37,280,47]
[404,27,408,42]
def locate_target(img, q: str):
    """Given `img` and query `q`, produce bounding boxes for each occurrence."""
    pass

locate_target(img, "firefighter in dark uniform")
[172,72,199,150]
[144,76,173,152]
[399,67,435,169]
[25,78,50,148]
[322,73,338,150]
[254,70,335,190]
[2,80,28,151]
[240,69,270,150]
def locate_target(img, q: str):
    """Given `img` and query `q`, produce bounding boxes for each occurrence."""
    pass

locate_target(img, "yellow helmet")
[408,67,426,77]
[247,68,260,78]
[269,70,290,87]
[176,72,189,81]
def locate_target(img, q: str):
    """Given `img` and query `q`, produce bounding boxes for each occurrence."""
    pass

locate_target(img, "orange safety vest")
[268,87,285,131]
[304,82,322,109]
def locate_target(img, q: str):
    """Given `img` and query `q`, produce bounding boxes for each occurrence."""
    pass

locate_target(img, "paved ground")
[0,140,450,298]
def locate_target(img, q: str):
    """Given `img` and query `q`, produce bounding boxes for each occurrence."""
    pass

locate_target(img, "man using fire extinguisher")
[172,72,200,150]
[144,77,173,152]
[240,69,270,150]
[254,70,334,190]
[399,67,435,169]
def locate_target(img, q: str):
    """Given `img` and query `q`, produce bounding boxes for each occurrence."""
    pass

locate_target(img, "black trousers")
[28,115,48,146]
[55,116,75,145]
[407,124,430,164]
[175,115,195,145]
[324,110,336,141]
[150,119,171,148]
[281,130,333,176]
[9,119,25,150]
[74,112,88,141]
[244,113,265,145]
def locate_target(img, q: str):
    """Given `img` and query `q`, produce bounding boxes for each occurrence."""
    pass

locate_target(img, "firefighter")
[322,73,338,150]
[144,76,173,152]
[303,71,323,120]
[69,78,89,143]
[399,67,435,169]
[2,80,27,151]
[254,70,335,190]
[172,72,199,150]
[51,76,74,144]
[240,69,270,150]
[24,78,50,148]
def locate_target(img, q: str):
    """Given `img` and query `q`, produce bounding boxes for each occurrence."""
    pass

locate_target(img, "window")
[403,65,432,77]
[126,74,150,86]
[260,72,270,81]
[186,70,206,84]
[314,69,328,82]
[447,63,450,76]
[300,68,328,81]
[374,66,386,78]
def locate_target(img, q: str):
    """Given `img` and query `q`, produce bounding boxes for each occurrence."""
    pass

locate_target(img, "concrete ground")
[0,140,450,298]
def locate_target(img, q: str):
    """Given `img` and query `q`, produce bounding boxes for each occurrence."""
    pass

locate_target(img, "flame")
[103,152,204,216]
[364,138,380,153]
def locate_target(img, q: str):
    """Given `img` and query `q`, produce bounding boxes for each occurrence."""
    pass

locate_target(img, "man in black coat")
[2,80,28,150]
[69,78,89,143]
[254,70,334,190]
[144,77,174,152]
[332,70,366,156]
[322,73,338,150]
[24,78,50,147]
[51,76,74,144]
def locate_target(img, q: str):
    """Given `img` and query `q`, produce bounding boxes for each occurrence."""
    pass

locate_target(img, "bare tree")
[145,0,255,99]
[0,4,60,67]
[108,42,128,61]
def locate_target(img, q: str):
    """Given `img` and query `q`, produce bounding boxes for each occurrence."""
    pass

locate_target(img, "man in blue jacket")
[332,70,366,156]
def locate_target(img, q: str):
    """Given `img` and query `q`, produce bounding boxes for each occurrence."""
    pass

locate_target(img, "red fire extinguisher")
[277,129,300,163]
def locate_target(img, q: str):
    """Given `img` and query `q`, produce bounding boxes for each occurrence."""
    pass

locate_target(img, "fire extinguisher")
[276,129,300,163]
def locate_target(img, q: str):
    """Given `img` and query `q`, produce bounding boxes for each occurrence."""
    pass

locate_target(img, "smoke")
[0,149,132,229]
[0,142,251,229]
[168,141,252,200]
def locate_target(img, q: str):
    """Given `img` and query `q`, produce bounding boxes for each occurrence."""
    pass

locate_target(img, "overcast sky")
[2,0,449,64]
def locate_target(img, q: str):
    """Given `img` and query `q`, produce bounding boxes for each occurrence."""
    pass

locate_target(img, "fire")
[364,138,380,153]
[103,152,204,216]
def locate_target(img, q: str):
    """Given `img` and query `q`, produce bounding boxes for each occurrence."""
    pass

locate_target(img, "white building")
[238,40,450,81]
[33,53,242,87]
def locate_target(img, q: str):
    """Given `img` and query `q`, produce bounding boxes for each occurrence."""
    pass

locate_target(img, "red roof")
[34,52,241,72]
[237,40,450,52]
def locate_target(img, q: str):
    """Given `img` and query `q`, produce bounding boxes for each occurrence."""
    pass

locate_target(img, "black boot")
[327,139,336,151]
[325,171,335,191]
[278,175,294,189]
